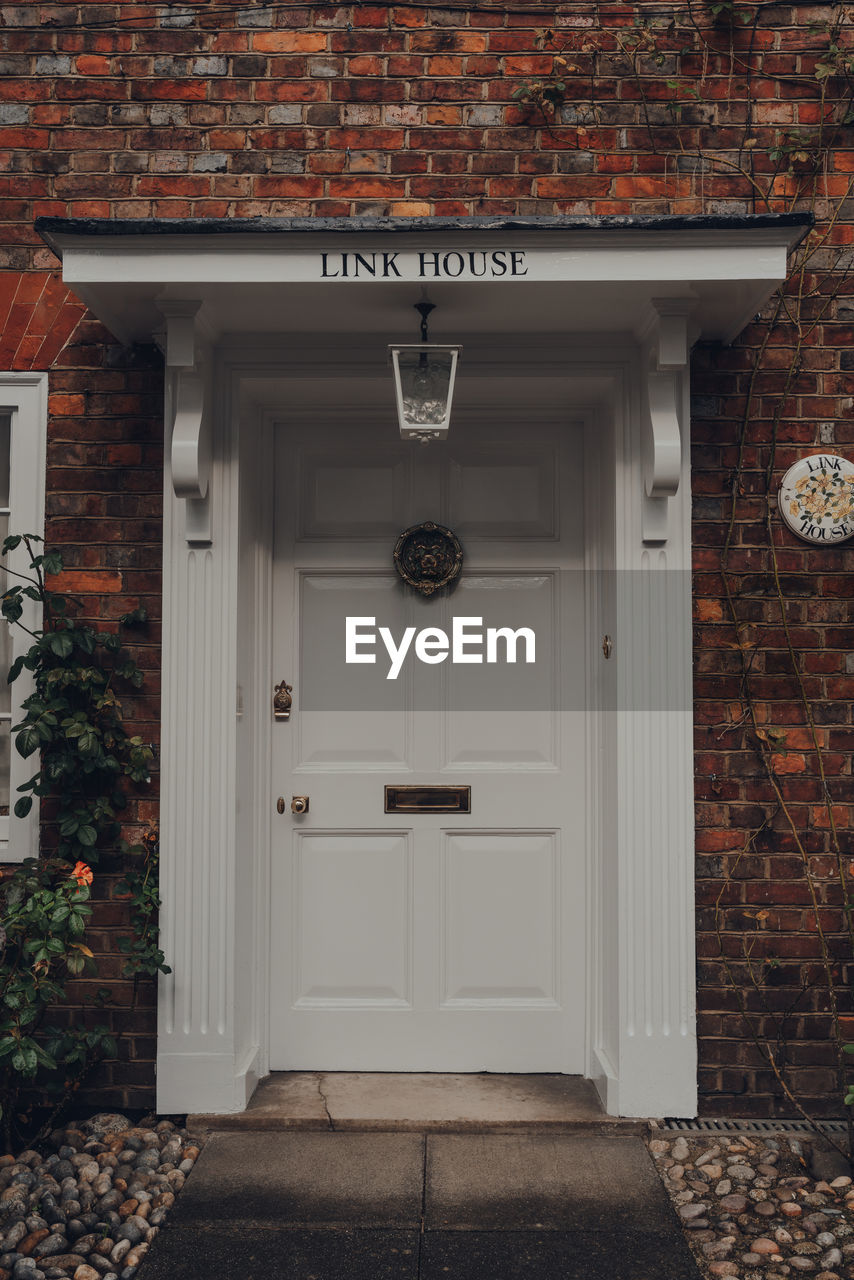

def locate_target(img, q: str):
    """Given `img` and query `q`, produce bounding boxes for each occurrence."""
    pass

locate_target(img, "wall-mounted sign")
[779,453,854,544]
[320,250,528,281]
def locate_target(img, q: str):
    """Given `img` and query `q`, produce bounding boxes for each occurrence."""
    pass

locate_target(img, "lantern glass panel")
[397,348,454,426]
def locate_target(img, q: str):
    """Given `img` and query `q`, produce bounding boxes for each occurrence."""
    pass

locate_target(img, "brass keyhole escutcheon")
[291,796,309,815]
[276,797,285,815]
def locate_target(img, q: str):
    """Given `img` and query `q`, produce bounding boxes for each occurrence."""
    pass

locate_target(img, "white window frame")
[0,372,47,863]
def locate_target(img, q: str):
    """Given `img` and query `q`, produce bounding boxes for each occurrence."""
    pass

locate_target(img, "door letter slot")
[384,785,471,814]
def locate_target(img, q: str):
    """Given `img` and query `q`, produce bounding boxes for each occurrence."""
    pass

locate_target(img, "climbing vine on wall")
[0,535,169,1152]
[506,2,854,1139]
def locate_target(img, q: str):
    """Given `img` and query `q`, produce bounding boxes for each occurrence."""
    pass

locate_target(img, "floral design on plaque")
[779,453,854,544]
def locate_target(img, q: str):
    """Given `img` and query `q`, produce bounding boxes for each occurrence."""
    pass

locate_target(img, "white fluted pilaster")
[600,354,697,1118]
[156,360,255,1113]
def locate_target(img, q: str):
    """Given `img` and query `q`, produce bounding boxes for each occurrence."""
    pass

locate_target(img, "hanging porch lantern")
[389,301,461,443]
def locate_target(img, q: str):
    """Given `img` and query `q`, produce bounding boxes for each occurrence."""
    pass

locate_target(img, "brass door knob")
[291,796,310,815]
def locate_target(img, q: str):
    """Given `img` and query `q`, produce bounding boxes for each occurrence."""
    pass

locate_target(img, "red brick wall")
[42,321,163,1110]
[0,300,164,1112]
[0,1,852,1115]
[692,325,854,1117]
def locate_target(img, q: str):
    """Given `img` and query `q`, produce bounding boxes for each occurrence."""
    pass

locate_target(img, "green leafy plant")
[0,860,118,1152]
[116,826,170,983]
[708,0,752,25]
[768,129,822,174]
[844,1044,854,1108]
[665,78,703,120]
[0,534,167,1152]
[511,72,568,120]
[0,857,115,1150]
[815,38,854,86]
[2,534,152,859]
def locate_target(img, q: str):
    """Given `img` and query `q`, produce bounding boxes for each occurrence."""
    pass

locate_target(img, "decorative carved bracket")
[157,299,212,545]
[638,298,697,545]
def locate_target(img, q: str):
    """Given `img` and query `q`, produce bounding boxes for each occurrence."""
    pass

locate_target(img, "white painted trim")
[58,231,794,287]
[157,1046,262,1114]
[156,365,275,1115]
[239,400,274,1088]
[155,302,214,543]
[583,396,615,1104]
[592,1044,620,1115]
[638,299,695,545]
[50,223,803,351]
[170,372,210,502]
[607,348,697,1118]
[156,348,241,1112]
[0,372,47,864]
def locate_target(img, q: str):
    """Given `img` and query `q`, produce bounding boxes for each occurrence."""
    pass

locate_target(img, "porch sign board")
[778,454,854,544]
[320,249,530,280]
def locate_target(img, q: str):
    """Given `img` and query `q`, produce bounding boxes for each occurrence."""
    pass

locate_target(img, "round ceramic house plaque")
[778,454,854,544]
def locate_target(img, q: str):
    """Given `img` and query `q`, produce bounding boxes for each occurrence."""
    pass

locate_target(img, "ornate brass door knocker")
[273,680,293,720]
[393,521,463,596]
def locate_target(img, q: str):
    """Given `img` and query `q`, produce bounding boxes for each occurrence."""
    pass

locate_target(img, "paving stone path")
[138,1131,702,1280]
[7,1104,851,1280]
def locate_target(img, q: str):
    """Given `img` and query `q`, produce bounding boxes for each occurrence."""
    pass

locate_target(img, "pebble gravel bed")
[0,1113,204,1280]
[648,1129,854,1280]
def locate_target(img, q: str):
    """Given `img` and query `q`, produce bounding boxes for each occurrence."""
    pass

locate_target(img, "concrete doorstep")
[139,1131,703,1280]
[189,1072,648,1134]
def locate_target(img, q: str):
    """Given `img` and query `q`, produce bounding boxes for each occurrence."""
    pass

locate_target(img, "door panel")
[297,573,411,768]
[271,418,587,1072]
[298,449,411,539]
[441,831,560,1007]
[448,446,559,539]
[293,831,413,1008]
[441,571,560,768]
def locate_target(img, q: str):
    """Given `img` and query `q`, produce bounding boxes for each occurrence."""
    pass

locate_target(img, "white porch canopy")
[39,214,809,1118]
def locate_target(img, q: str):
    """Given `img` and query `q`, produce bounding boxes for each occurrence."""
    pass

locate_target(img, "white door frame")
[154,333,696,1119]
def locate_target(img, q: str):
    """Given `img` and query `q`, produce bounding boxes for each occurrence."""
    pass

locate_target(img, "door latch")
[273,680,293,720]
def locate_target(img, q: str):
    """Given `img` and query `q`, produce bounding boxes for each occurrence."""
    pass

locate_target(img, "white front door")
[270,414,588,1071]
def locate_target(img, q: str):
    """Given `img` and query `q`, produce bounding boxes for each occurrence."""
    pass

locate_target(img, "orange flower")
[72,861,93,887]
